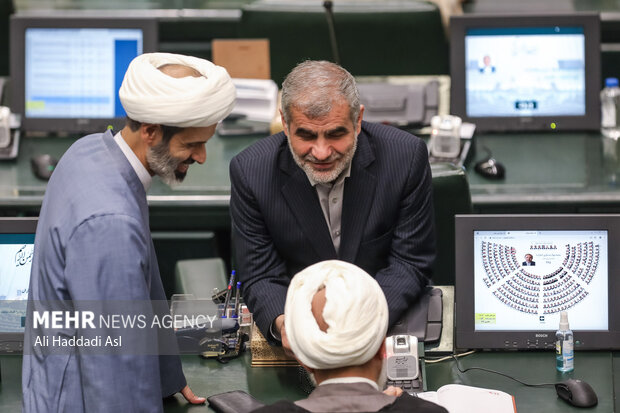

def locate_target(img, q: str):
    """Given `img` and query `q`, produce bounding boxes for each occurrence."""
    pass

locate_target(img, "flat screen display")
[10,16,157,134]
[24,28,143,120]
[0,218,37,353]
[473,230,608,332]
[450,13,600,132]
[465,27,586,118]
[455,214,620,351]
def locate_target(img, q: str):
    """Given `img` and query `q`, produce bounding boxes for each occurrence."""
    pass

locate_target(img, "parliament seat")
[430,163,473,286]
[0,0,14,77]
[174,257,229,299]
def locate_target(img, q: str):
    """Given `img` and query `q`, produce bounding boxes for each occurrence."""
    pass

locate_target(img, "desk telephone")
[385,335,420,395]
[384,286,443,395]
[0,106,20,160]
[0,106,10,149]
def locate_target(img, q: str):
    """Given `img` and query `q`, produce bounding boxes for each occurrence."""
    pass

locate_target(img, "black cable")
[479,145,493,160]
[451,354,557,388]
[323,1,340,64]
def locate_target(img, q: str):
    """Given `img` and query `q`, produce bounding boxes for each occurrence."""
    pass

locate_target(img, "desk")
[467,132,620,213]
[8,131,620,216]
[2,351,616,412]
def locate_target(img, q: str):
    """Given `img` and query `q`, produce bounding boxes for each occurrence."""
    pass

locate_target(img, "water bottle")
[601,77,620,139]
[556,311,574,373]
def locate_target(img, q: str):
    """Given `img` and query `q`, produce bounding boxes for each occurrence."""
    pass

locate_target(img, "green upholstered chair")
[430,163,472,286]
[0,0,14,77]
[239,0,449,86]
[174,257,229,299]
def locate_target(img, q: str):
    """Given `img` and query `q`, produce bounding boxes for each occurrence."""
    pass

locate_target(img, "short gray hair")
[281,61,360,125]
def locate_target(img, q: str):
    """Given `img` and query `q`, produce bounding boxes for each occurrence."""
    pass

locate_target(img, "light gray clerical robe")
[22,131,185,413]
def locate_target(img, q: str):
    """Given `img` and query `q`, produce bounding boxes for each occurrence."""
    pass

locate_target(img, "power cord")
[426,351,557,387]
[425,349,476,364]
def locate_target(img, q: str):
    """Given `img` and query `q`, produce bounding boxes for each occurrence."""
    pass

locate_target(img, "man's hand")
[275,314,293,356]
[383,386,403,397]
[180,385,206,404]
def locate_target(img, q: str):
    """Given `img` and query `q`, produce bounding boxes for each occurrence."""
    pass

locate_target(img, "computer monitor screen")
[450,13,600,132]
[0,218,37,353]
[455,215,620,351]
[10,16,157,134]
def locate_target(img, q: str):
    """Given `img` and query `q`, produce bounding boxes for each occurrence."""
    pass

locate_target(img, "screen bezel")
[455,214,620,351]
[450,13,601,133]
[0,217,37,354]
[10,16,158,135]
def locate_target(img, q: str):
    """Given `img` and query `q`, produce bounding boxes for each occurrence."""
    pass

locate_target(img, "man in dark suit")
[230,60,435,347]
[523,253,536,266]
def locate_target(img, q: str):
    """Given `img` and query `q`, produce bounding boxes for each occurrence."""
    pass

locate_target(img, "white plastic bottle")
[556,311,574,372]
[601,77,620,139]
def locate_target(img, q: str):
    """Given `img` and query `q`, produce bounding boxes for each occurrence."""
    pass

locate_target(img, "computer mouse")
[555,379,598,408]
[30,154,58,181]
[474,157,505,179]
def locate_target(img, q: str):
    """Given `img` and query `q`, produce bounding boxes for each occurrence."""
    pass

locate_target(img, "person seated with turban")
[253,260,447,413]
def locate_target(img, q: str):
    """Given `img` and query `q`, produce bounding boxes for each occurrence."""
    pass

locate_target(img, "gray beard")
[288,137,357,184]
[146,139,185,187]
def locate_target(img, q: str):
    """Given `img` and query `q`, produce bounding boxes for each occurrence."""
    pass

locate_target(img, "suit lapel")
[279,147,337,259]
[340,127,376,262]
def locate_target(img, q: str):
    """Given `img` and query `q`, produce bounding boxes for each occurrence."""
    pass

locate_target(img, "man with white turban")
[23,53,235,412]
[253,260,447,413]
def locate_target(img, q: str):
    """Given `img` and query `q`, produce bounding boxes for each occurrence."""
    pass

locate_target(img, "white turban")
[285,260,388,370]
[119,53,236,127]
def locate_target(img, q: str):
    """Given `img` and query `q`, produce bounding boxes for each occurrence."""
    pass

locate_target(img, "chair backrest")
[239,0,449,86]
[431,163,472,285]
[0,0,14,77]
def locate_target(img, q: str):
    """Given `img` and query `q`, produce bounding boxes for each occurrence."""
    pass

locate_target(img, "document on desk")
[417,384,516,413]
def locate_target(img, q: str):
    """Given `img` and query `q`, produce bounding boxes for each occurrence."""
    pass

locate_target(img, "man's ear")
[280,109,289,137]
[299,361,314,376]
[374,340,386,361]
[140,123,162,146]
[356,105,365,135]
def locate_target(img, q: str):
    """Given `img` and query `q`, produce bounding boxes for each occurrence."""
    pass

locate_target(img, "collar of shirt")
[306,159,352,188]
[319,377,379,391]
[113,131,152,192]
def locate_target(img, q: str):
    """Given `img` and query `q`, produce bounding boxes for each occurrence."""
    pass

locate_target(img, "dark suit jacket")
[230,121,435,339]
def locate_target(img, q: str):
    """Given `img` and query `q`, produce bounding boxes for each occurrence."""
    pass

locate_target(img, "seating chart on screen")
[473,230,608,331]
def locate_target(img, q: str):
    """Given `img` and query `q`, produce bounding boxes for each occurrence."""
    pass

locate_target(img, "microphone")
[323,1,340,64]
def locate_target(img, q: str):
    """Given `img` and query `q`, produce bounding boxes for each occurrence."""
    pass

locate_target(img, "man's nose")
[192,144,206,164]
[311,138,332,160]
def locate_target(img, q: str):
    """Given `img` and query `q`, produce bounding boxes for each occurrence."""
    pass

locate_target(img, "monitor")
[0,217,37,353]
[455,214,620,351]
[10,16,157,135]
[450,13,600,132]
